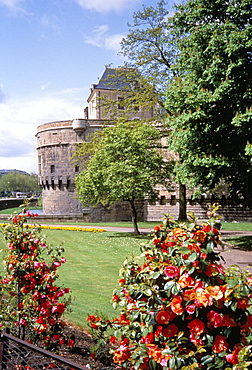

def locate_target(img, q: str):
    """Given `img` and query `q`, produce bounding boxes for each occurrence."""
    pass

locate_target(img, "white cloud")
[0,0,27,15]
[75,0,140,14]
[0,95,84,174]
[84,25,124,53]
[40,80,52,91]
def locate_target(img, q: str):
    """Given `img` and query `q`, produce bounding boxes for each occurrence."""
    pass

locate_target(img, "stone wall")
[146,198,252,222]
[0,198,38,211]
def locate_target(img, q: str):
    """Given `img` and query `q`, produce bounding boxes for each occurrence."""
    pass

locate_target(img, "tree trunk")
[178,182,187,221]
[129,199,140,235]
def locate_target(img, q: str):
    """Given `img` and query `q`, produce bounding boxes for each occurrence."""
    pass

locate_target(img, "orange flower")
[195,288,212,307]
[206,285,223,300]
[147,344,172,365]
[173,228,187,238]
[171,295,184,315]
[178,273,195,289]
[147,344,163,363]
[194,230,207,243]
[183,289,196,301]
[113,345,130,364]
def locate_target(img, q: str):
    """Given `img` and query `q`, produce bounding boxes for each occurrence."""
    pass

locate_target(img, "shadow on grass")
[106,232,151,240]
[224,236,252,251]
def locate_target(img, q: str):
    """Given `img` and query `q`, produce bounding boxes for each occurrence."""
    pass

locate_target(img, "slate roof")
[93,68,134,91]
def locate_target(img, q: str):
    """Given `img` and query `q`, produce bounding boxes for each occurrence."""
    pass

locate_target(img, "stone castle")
[36,68,160,221]
[36,68,252,222]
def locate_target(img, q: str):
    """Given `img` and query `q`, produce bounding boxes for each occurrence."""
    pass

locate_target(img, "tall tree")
[74,121,173,234]
[119,0,176,110]
[165,0,252,204]
[118,0,190,219]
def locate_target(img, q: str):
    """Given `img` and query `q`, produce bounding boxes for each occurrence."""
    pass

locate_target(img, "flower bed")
[0,221,106,233]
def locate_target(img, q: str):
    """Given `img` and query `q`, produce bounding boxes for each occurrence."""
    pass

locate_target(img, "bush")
[88,207,252,369]
[0,206,72,351]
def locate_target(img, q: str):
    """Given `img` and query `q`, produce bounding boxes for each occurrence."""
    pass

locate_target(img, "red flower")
[162,323,178,338]
[188,243,201,253]
[68,339,75,347]
[112,295,120,302]
[140,332,154,344]
[188,319,205,335]
[164,265,180,278]
[226,345,242,365]
[156,310,171,325]
[207,310,223,328]
[237,298,250,310]
[109,336,117,344]
[185,304,195,314]
[212,335,229,353]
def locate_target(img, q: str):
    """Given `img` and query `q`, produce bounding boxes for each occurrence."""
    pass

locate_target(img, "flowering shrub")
[0,207,72,351]
[87,208,252,369]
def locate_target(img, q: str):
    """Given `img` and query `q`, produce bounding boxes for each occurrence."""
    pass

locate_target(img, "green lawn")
[0,227,148,329]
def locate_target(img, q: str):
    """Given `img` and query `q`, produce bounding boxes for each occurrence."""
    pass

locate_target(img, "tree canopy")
[0,172,40,197]
[74,121,173,234]
[99,0,175,121]
[165,0,252,203]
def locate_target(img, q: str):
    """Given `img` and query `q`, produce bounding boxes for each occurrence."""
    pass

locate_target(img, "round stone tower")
[36,119,89,215]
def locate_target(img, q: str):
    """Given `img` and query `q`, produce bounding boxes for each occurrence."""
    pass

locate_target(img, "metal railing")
[0,330,88,370]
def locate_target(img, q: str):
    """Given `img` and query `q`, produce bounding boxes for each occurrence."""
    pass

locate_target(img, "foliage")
[87,207,252,369]
[0,171,40,196]
[75,120,174,234]
[0,206,72,351]
[119,0,176,111]
[165,0,252,203]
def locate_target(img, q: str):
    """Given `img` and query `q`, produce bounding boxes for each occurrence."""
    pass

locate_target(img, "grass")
[224,236,252,251]
[0,226,149,329]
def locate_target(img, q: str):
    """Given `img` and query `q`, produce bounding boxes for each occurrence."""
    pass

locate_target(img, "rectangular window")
[50,165,55,173]
[118,97,125,110]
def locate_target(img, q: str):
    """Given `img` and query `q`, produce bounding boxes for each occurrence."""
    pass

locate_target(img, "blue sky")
[0,0,175,174]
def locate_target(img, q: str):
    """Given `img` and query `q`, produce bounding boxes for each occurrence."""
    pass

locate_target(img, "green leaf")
[201,355,213,365]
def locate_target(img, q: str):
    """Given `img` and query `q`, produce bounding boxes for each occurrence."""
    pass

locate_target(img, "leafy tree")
[165,0,252,204]
[74,121,173,234]
[119,0,175,110]
[0,172,40,196]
